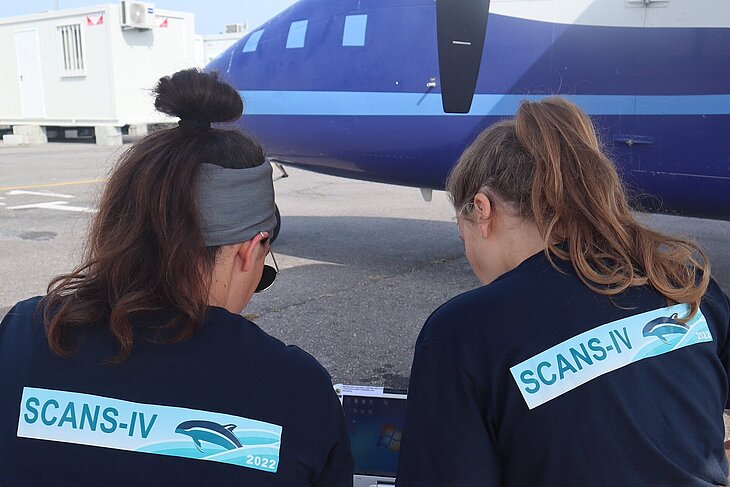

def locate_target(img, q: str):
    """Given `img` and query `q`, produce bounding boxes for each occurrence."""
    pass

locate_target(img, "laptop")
[335,384,408,487]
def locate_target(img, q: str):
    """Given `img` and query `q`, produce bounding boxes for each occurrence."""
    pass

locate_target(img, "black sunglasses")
[255,236,279,293]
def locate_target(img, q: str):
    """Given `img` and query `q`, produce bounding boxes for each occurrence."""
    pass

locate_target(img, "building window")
[342,15,367,47]
[242,30,264,53]
[286,20,308,49]
[58,24,85,76]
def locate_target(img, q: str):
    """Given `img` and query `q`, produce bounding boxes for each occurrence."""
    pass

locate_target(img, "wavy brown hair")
[42,69,265,362]
[447,97,710,318]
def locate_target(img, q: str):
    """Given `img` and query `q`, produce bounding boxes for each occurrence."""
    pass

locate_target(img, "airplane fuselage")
[208,0,730,219]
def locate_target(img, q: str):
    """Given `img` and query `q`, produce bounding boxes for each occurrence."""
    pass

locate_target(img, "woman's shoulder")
[203,307,334,386]
[423,263,544,326]
[2,296,44,319]
[416,283,511,352]
[0,297,45,383]
[704,278,730,309]
[415,253,572,352]
[701,278,730,328]
[1,296,44,334]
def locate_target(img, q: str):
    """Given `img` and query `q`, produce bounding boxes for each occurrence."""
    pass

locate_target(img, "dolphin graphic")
[175,420,242,453]
[642,313,689,344]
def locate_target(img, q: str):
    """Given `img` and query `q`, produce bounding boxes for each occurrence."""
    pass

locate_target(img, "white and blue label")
[17,387,282,472]
[510,304,712,410]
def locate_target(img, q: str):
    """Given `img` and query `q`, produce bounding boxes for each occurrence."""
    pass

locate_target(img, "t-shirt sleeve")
[713,286,730,409]
[396,346,500,487]
[312,388,354,487]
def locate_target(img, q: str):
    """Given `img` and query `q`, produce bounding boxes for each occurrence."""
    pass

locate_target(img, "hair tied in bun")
[178,119,211,130]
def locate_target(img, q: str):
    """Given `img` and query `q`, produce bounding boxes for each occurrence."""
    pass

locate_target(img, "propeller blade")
[436,0,491,113]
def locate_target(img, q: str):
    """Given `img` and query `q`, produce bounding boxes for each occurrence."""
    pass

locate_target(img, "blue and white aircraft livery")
[207,0,730,220]
[17,388,283,472]
[510,304,712,409]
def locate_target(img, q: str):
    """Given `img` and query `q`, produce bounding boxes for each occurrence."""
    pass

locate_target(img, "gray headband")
[197,161,277,247]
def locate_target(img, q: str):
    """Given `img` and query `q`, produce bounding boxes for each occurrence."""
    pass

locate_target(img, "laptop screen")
[342,394,407,477]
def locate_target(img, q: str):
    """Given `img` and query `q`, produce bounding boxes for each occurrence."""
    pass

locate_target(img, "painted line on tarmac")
[7,201,97,213]
[6,190,74,198]
[0,178,106,192]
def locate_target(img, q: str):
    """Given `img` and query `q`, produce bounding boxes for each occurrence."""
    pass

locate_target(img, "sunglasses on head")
[255,232,279,293]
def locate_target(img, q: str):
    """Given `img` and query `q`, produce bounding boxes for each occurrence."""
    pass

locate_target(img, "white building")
[0,2,197,145]
[195,23,247,67]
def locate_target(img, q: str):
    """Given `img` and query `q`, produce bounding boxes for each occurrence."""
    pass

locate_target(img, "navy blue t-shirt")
[397,251,730,486]
[0,297,353,486]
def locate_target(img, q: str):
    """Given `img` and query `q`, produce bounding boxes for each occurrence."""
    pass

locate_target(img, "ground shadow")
[273,215,463,271]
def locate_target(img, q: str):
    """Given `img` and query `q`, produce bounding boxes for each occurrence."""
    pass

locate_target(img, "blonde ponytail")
[447,97,710,319]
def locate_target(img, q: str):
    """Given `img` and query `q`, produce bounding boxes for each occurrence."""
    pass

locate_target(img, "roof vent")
[224,22,248,34]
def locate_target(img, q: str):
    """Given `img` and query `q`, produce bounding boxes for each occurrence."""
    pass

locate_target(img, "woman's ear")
[237,232,269,272]
[473,193,493,239]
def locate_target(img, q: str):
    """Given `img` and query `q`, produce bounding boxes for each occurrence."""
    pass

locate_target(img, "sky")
[1,0,299,34]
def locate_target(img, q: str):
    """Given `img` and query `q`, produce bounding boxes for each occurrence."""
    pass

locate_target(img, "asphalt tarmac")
[1,143,729,392]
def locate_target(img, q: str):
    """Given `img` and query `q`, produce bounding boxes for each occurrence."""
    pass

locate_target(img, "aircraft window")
[342,15,368,47]
[242,30,264,53]
[286,20,308,49]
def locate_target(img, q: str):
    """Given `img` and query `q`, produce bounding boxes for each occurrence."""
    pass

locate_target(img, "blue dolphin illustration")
[175,420,242,453]
[642,313,689,344]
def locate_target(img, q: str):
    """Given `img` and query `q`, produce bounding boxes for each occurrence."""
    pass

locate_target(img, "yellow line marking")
[0,178,106,192]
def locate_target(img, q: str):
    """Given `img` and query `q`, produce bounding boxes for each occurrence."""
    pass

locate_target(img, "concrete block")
[94,126,123,146]
[128,124,149,137]
[2,134,25,145]
[11,125,48,144]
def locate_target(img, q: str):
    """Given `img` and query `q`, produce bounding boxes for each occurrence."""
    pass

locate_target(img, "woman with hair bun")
[397,97,730,486]
[0,69,353,486]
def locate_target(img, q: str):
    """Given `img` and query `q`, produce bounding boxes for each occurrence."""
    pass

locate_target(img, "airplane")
[206,0,730,221]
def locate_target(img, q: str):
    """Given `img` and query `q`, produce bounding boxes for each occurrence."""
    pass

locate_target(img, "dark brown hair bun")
[153,68,243,124]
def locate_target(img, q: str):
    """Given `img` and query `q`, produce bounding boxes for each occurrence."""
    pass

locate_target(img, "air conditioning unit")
[224,22,248,34]
[121,1,155,30]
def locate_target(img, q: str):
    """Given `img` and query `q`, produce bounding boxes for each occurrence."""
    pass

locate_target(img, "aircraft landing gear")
[269,160,287,243]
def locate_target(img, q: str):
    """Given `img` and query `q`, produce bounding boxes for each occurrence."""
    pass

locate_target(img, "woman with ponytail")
[0,69,352,485]
[397,97,730,486]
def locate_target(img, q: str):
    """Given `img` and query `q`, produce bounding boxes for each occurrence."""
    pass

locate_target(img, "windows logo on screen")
[376,424,402,452]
